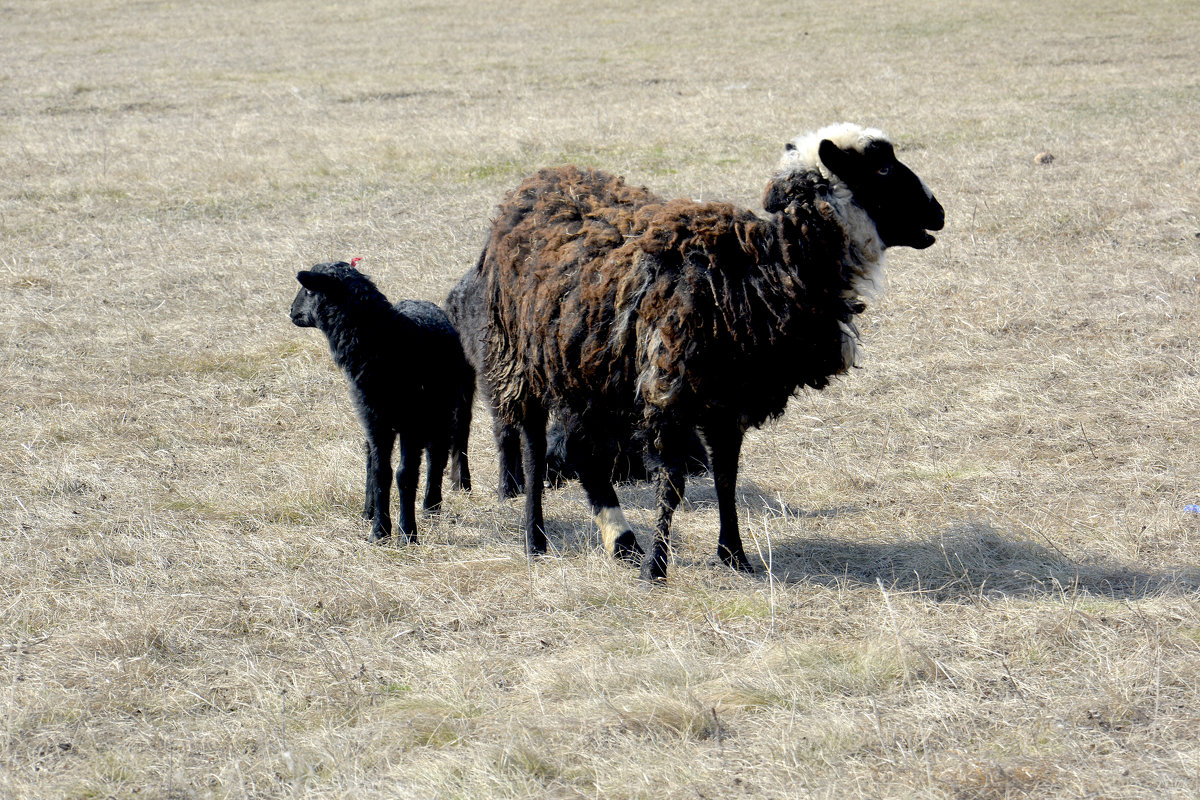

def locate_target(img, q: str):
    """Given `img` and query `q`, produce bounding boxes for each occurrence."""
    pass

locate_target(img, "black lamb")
[289,261,474,543]
[475,123,944,581]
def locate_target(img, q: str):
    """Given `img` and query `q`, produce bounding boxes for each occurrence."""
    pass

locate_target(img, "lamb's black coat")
[290,261,473,542]
[476,133,943,581]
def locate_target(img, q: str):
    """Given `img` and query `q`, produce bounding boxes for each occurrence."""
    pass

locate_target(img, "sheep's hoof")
[638,552,668,583]
[368,531,390,545]
[612,531,644,565]
[720,551,754,573]
[526,534,548,558]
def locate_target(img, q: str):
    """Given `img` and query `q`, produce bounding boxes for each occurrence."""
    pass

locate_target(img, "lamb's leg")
[366,431,394,544]
[520,408,549,556]
[362,439,375,520]
[394,434,420,543]
[422,435,449,515]
[701,422,752,572]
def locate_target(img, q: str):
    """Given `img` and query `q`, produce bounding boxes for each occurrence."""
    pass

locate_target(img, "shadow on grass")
[529,477,1200,601]
[613,475,862,519]
[747,520,1200,601]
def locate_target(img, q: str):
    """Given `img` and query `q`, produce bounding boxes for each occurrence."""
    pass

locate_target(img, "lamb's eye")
[877,164,893,177]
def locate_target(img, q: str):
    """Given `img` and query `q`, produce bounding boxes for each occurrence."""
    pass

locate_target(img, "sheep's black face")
[290,262,352,328]
[818,139,944,250]
[289,284,321,328]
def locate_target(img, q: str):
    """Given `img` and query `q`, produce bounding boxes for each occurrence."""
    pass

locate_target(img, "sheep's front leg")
[702,422,752,572]
[566,417,643,563]
[640,451,685,582]
[395,434,420,543]
[520,409,548,556]
[366,431,394,544]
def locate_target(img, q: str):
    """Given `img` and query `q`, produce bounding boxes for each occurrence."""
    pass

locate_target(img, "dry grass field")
[2,0,1199,797]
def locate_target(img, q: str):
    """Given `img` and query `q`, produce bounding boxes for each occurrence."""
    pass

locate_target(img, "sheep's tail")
[479,230,530,425]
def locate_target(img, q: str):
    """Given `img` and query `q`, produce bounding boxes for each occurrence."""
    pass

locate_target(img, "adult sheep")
[478,123,944,581]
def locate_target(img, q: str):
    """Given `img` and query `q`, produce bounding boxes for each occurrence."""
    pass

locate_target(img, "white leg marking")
[595,505,632,554]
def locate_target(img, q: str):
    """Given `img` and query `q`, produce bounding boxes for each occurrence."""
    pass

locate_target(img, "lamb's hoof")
[526,535,548,558]
[368,531,390,545]
[612,531,644,565]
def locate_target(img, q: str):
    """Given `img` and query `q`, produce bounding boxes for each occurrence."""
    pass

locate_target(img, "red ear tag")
[350,257,362,267]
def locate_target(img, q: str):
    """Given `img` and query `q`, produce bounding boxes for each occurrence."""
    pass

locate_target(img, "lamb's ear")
[297,270,342,297]
[762,176,791,213]
[817,138,859,181]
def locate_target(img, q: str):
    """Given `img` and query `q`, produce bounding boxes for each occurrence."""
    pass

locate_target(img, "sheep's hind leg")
[497,419,525,500]
[394,435,421,543]
[701,422,752,572]
[520,408,549,556]
[422,434,449,515]
[448,394,472,493]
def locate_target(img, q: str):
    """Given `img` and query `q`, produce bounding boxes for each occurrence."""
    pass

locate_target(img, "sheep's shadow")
[613,476,863,520]
[513,477,1200,602]
[724,519,1200,601]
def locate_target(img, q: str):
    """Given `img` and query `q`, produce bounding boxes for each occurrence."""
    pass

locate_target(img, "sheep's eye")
[305,289,315,297]
[877,164,893,177]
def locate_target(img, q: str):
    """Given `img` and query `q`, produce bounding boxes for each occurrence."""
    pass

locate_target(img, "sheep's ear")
[817,138,858,181]
[762,177,790,213]
[297,270,342,297]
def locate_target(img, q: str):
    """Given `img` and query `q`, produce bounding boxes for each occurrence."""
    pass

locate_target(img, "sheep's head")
[290,261,360,328]
[768,123,944,251]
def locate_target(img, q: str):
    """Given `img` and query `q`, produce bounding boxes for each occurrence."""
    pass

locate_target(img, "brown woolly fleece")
[482,165,858,435]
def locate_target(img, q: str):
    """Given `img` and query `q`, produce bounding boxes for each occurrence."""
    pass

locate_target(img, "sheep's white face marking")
[595,505,632,554]
[768,122,944,300]
[778,122,889,179]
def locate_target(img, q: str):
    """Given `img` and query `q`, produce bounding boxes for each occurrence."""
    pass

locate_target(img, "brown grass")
[3,0,1200,797]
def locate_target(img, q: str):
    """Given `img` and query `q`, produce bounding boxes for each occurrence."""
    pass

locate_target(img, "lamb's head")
[767,123,944,251]
[290,261,381,329]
